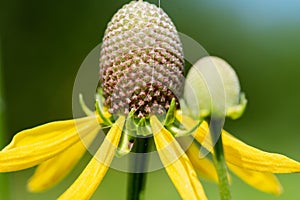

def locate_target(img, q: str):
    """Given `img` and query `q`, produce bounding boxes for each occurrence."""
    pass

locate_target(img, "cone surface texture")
[100,1,184,117]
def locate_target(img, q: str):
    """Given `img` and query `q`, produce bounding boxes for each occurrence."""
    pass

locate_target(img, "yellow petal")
[191,120,300,173]
[3,117,93,151]
[179,114,300,174]
[186,142,232,184]
[0,117,98,172]
[28,125,100,192]
[175,111,213,152]
[58,116,125,200]
[228,163,282,195]
[175,110,199,129]
[223,132,300,173]
[150,116,207,200]
[186,143,218,183]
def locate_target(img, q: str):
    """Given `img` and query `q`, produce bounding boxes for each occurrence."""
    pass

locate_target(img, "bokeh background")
[1,0,300,199]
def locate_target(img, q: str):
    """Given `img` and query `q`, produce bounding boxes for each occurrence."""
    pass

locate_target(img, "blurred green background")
[1,0,300,199]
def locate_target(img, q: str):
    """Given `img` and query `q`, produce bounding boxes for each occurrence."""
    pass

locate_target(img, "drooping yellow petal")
[186,142,232,184]
[193,122,300,173]
[150,116,207,200]
[228,163,282,195]
[222,132,300,173]
[178,112,300,174]
[0,117,98,172]
[58,116,125,200]
[186,143,218,183]
[3,117,93,151]
[28,125,101,192]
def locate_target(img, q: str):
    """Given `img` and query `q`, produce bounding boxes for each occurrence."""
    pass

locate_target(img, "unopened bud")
[184,56,247,119]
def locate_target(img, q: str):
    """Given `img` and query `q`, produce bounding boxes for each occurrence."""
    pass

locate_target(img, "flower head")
[99,0,184,118]
[1,1,300,200]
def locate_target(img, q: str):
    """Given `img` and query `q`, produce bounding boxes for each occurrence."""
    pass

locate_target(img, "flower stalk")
[127,137,152,200]
[210,118,231,200]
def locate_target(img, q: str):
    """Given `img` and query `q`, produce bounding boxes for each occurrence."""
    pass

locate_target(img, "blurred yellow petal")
[58,116,125,200]
[228,163,282,195]
[150,116,207,200]
[178,114,300,174]
[28,126,101,192]
[0,117,98,172]
[186,143,218,183]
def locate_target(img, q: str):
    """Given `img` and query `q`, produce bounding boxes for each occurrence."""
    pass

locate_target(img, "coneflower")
[1,1,300,200]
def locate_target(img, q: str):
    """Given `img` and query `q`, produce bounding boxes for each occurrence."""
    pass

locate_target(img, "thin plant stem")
[0,39,10,200]
[127,137,152,200]
[210,118,231,200]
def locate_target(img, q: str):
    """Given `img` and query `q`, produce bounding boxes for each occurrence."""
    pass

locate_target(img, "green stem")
[126,137,151,200]
[0,38,10,200]
[210,118,231,200]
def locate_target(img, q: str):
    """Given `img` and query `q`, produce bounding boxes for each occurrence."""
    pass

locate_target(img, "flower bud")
[184,56,247,119]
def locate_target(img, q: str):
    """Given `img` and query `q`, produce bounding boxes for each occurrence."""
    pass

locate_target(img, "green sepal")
[126,110,137,131]
[226,93,247,120]
[137,118,152,136]
[167,121,201,137]
[95,94,112,126]
[79,93,94,116]
[116,130,134,157]
[164,98,176,126]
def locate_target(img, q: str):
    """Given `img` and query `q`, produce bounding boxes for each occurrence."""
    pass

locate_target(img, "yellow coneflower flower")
[1,1,300,200]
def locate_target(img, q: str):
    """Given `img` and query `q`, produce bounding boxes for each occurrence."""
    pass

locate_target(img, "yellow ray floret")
[150,116,208,200]
[228,163,282,195]
[3,117,93,150]
[186,143,218,183]
[193,122,300,173]
[186,142,232,184]
[28,125,101,192]
[58,116,125,200]
[0,116,98,172]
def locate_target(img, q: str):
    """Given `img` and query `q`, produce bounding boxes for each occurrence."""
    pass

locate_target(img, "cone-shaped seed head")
[100,1,184,118]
